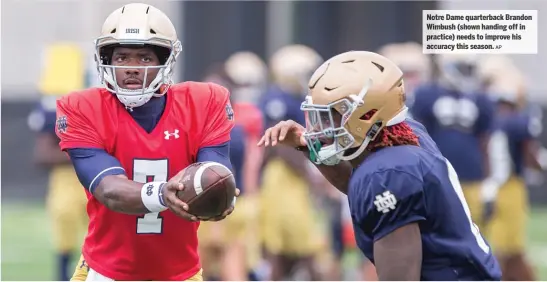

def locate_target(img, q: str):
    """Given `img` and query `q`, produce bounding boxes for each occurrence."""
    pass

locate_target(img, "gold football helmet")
[270,45,323,95]
[477,55,518,89]
[95,3,182,108]
[224,51,267,103]
[486,67,527,108]
[378,42,431,105]
[378,42,431,85]
[300,51,408,165]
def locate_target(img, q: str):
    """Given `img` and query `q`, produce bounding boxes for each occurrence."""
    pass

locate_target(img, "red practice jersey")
[56,82,234,280]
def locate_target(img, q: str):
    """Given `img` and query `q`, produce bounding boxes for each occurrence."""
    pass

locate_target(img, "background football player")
[411,54,495,231]
[199,52,266,281]
[259,50,502,280]
[478,56,543,280]
[57,3,237,281]
[258,44,325,280]
[378,41,432,111]
[27,43,88,282]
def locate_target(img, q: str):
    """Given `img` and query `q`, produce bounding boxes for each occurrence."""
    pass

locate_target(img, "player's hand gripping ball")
[162,162,238,222]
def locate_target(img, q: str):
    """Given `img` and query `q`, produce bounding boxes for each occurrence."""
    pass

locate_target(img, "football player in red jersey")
[56,3,238,281]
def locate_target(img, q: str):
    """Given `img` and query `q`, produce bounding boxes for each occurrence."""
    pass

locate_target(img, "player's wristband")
[141,182,168,213]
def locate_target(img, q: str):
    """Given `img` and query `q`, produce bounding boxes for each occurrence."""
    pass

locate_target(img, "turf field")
[2,201,547,281]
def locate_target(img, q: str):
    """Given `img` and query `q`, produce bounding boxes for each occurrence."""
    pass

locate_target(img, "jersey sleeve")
[355,169,427,242]
[199,84,235,148]
[56,95,104,150]
[67,148,125,193]
[197,142,233,172]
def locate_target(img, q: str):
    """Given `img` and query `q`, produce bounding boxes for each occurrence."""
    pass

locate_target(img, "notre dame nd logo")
[374,191,397,214]
[56,115,68,133]
[225,103,234,121]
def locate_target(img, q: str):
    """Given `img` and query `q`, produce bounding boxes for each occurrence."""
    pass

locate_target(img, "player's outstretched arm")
[67,148,198,220]
[95,174,156,215]
[55,97,196,220]
[67,148,152,214]
[258,119,353,194]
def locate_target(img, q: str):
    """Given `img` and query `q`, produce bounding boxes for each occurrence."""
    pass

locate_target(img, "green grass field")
[2,201,547,280]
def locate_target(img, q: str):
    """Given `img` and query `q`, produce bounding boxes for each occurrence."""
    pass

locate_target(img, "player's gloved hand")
[481,200,495,226]
[161,181,199,222]
[198,188,241,222]
[257,119,306,148]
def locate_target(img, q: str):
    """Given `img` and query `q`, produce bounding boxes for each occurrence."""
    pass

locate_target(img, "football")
[176,162,237,218]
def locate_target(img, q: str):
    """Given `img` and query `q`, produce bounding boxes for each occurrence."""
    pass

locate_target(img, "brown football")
[176,162,236,218]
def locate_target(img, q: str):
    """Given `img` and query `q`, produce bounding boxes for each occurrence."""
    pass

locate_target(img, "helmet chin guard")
[95,39,182,109]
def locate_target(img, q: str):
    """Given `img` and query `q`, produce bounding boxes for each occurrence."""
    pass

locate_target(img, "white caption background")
[422,10,538,54]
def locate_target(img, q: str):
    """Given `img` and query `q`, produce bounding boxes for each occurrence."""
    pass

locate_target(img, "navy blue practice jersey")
[348,118,501,281]
[411,84,495,182]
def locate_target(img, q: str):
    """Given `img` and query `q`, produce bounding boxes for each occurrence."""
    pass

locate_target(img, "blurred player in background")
[411,54,495,229]
[58,3,237,281]
[199,52,266,281]
[476,56,544,280]
[259,50,501,280]
[378,42,432,111]
[258,45,325,280]
[223,51,266,200]
[27,43,88,282]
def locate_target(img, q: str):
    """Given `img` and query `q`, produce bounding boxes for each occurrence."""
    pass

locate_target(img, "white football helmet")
[95,3,182,108]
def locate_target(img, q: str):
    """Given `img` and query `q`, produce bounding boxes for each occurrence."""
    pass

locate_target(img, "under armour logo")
[146,184,154,196]
[164,129,180,140]
[374,191,397,214]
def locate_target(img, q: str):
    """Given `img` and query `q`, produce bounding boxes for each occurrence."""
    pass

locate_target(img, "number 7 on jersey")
[133,159,169,234]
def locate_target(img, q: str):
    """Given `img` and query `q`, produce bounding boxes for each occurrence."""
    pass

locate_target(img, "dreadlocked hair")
[363,110,419,152]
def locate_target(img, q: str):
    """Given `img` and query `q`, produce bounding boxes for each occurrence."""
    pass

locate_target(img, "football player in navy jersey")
[411,55,496,231]
[258,51,501,280]
[477,64,543,281]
